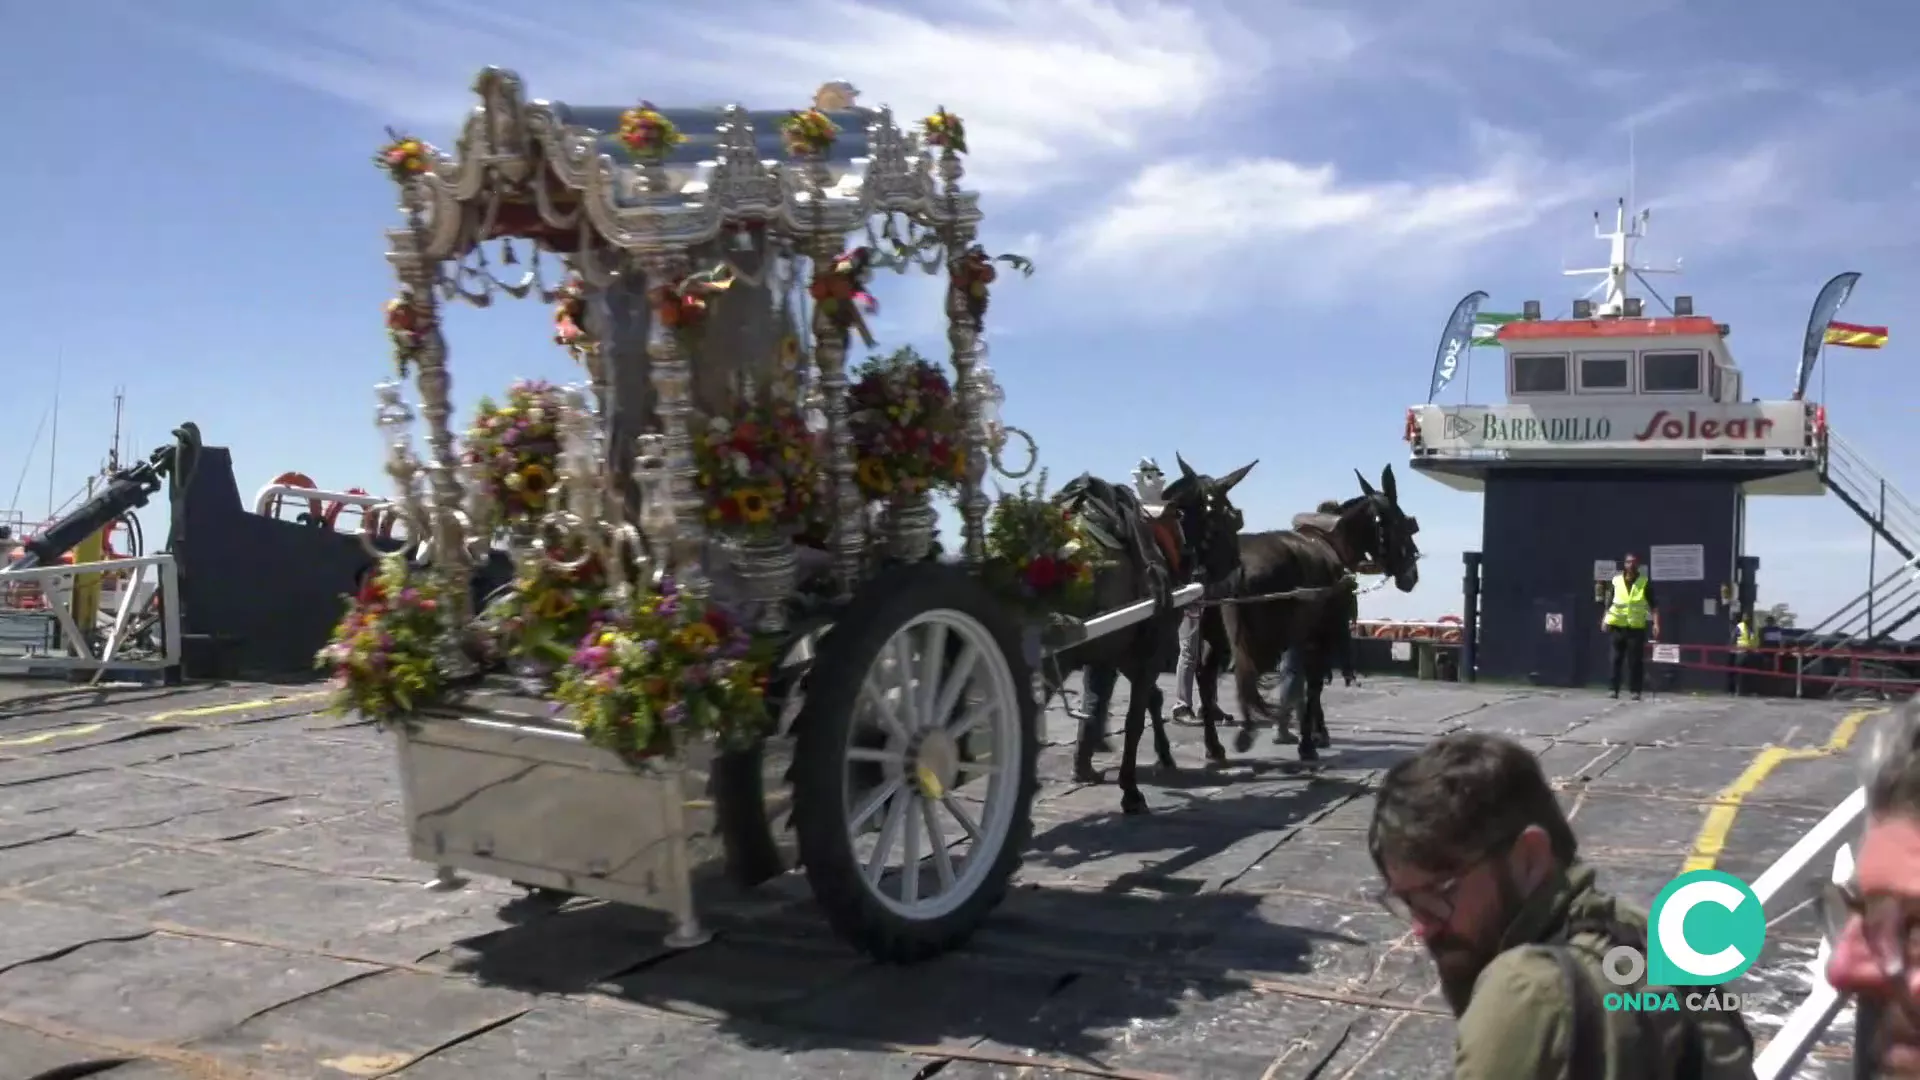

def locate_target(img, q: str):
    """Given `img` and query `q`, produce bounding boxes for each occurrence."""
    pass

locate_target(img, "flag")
[1428,291,1488,402]
[1469,312,1522,347]
[1823,320,1888,349]
[1796,271,1861,398]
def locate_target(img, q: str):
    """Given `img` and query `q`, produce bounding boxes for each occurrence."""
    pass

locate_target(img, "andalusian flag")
[1824,320,1888,349]
[1470,312,1522,347]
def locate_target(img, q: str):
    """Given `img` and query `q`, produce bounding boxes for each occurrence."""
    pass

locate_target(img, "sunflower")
[534,588,577,621]
[675,621,720,653]
[856,457,891,495]
[735,488,774,524]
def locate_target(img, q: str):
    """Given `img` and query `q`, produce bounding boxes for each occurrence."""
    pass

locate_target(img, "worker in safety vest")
[1602,552,1660,701]
[1732,614,1761,696]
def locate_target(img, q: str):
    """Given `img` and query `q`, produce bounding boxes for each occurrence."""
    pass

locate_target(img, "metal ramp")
[1811,431,1920,644]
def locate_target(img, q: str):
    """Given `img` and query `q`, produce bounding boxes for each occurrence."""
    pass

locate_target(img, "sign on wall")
[1411,402,1810,453]
[1593,559,1619,582]
[1545,612,1565,633]
[1650,544,1706,582]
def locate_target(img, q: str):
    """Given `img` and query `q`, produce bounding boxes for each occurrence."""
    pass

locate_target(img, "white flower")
[731,452,752,476]
[707,416,732,440]
[528,407,547,424]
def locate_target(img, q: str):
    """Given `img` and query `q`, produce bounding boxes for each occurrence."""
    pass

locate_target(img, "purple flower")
[663,702,687,726]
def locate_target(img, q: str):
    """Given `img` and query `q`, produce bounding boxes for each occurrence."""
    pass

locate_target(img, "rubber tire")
[791,562,1039,964]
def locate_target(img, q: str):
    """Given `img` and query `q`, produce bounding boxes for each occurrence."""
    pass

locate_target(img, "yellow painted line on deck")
[0,722,107,747]
[1681,707,1882,874]
[144,690,330,723]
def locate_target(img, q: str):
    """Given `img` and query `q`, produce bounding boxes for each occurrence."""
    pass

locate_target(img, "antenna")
[1561,146,1682,317]
[45,357,60,519]
[107,387,124,475]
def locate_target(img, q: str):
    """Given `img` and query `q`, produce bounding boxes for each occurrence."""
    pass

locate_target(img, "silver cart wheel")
[791,563,1038,963]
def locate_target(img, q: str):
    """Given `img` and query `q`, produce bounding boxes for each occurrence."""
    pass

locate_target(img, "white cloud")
[161,0,1336,197]
[1054,126,1591,302]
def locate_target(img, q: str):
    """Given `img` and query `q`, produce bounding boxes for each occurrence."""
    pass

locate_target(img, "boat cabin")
[1501,299,1742,406]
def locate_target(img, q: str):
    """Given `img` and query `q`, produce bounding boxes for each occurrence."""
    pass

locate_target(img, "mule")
[1194,464,1420,763]
[1052,454,1252,814]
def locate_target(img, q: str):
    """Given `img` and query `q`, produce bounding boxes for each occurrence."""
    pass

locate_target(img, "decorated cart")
[335,69,1204,963]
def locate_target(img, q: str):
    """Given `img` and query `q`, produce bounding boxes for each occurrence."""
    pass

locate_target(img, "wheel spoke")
[859,674,910,743]
[850,775,904,833]
[957,758,1002,779]
[922,797,956,891]
[930,643,980,732]
[915,621,948,729]
[866,789,909,885]
[942,794,983,843]
[949,701,992,740]
[847,746,905,766]
[900,791,921,904]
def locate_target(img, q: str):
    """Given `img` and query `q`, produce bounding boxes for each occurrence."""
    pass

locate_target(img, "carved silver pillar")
[386,224,475,675]
[809,239,866,595]
[939,153,990,567]
[640,253,709,600]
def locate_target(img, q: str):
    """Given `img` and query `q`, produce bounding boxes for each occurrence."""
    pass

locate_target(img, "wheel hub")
[910,727,959,800]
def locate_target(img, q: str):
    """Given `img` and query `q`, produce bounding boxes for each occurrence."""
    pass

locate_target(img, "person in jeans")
[1603,551,1661,700]
[1169,609,1202,722]
[1069,664,1117,752]
[1369,732,1754,1078]
[1824,698,1920,1075]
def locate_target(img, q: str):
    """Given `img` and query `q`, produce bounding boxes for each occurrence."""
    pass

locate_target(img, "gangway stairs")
[1793,433,1920,696]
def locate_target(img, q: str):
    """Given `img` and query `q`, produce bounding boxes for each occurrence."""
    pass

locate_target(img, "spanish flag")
[1824,320,1888,349]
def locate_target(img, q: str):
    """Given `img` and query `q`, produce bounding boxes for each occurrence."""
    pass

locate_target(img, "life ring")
[267,472,326,526]
[323,488,393,538]
[101,515,138,559]
[1437,614,1463,644]
[1370,622,1401,639]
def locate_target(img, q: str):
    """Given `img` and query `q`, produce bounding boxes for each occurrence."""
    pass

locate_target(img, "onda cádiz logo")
[1600,870,1767,1014]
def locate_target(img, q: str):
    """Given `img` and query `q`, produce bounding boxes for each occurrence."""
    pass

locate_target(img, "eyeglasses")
[1819,881,1920,985]
[1375,851,1499,924]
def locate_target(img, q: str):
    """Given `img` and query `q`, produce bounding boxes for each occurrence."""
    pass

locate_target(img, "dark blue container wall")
[1478,470,1742,691]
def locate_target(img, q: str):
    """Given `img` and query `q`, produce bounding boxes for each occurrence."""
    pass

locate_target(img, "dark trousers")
[1609,626,1648,695]
[1078,664,1118,736]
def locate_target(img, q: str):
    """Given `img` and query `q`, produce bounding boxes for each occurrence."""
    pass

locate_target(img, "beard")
[1429,870,1525,1016]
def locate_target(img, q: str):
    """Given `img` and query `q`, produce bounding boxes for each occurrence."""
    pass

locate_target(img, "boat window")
[1641,351,1702,393]
[1577,353,1631,393]
[1510,353,1568,394]
[1709,365,1722,400]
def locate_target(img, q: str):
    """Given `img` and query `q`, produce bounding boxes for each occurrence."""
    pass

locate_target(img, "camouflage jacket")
[1453,863,1757,1080]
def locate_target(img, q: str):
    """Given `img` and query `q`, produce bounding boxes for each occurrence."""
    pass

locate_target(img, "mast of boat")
[45,356,60,519]
[107,387,124,475]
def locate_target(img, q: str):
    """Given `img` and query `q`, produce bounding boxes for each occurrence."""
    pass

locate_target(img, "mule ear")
[1218,459,1257,492]
[1176,452,1198,482]
[1354,468,1376,498]
[1381,464,1398,504]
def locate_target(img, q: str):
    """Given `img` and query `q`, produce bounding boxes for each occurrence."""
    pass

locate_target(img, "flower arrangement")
[692,404,821,536]
[554,576,774,759]
[385,291,428,378]
[482,546,607,672]
[553,277,598,364]
[374,128,435,183]
[809,247,877,347]
[950,246,1035,322]
[617,101,685,161]
[984,471,1102,615]
[317,557,445,721]
[781,108,839,157]
[464,381,564,527]
[847,346,966,501]
[923,108,968,154]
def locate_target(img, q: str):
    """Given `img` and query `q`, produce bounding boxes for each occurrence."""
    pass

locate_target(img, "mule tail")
[1233,647,1289,733]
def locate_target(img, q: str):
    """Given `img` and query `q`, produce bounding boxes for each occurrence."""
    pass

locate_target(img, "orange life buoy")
[1370,622,1400,639]
[101,516,134,559]
[1438,614,1463,644]
[324,488,397,540]
[269,472,325,525]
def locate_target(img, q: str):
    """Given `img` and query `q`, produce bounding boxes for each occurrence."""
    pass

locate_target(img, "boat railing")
[0,553,182,678]
[1752,787,1867,1079]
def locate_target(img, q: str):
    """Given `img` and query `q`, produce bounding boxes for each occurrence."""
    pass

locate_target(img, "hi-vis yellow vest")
[1605,574,1650,630]
[1736,621,1759,649]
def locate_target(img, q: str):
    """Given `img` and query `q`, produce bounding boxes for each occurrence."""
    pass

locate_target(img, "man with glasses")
[1368,732,1755,1078]
[1825,698,1920,1076]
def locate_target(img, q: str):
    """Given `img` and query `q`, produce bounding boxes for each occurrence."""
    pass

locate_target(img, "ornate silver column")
[809,239,866,595]
[639,254,709,600]
[938,152,990,567]
[385,224,475,675]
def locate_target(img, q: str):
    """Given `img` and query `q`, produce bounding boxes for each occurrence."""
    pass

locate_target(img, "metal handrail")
[1752,788,1866,1080]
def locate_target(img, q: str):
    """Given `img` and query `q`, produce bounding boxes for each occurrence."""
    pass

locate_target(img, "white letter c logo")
[1657,879,1749,978]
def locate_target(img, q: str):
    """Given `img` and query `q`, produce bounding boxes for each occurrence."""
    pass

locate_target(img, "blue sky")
[3,0,1917,625]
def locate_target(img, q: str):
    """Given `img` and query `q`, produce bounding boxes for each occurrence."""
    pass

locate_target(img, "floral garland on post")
[552,277,599,365]
[617,101,685,161]
[651,266,734,341]
[463,380,564,529]
[554,576,774,760]
[983,470,1102,617]
[847,346,966,501]
[922,108,968,155]
[692,406,821,536]
[475,542,606,672]
[317,557,445,721]
[373,128,435,184]
[809,247,878,347]
[385,290,428,378]
[951,245,1035,323]
[781,108,839,157]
